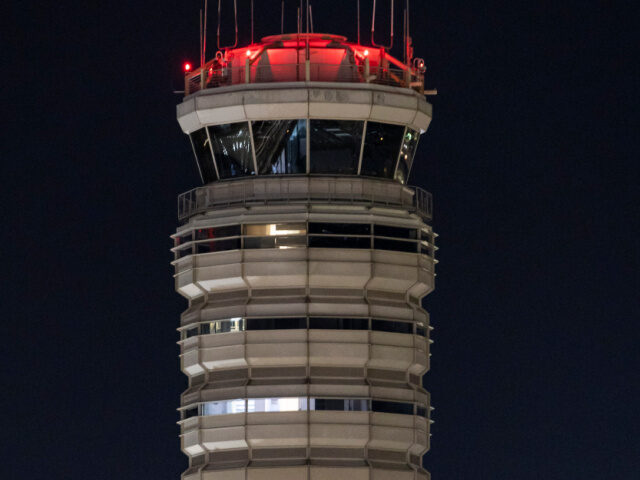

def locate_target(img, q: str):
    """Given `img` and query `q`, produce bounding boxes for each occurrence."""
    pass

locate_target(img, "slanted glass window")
[309,318,369,330]
[190,129,217,183]
[416,325,427,337]
[395,129,420,184]
[253,119,307,174]
[372,320,413,334]
[371,400,414,415]
[208,123,254,178]
[246,318,307,330]
[310,120,363,174]
[360,122,405,178]
[308,223,371,235]
[416,405,427,418]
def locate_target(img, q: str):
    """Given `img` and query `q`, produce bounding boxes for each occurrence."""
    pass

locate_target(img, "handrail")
[177,177,432,222]
[185,61,424,95]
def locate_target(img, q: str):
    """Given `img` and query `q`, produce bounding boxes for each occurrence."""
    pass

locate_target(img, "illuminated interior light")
[269,224,305,236]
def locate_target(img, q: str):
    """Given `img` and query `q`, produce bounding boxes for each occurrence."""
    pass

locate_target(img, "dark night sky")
[2,1,638,479]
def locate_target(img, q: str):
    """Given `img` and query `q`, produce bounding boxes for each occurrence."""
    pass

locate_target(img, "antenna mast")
[217,0,238,51]
[371,0,394,50]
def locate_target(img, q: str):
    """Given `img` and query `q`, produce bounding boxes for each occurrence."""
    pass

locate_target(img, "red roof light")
[183,62,192,72]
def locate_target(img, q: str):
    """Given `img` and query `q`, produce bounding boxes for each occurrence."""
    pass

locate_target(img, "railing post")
[245,58,251,84]
[184,75,190,96]
[404,67,411,88]
[305,59,311,81]
[365,57,370,82]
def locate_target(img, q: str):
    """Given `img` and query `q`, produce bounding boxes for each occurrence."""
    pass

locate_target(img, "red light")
[183,62,192,72]
[364,49,369,56]
[246,50,252,57]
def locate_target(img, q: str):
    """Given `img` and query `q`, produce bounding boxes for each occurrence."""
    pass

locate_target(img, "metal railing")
[185,61,424,96]
[177,176,432,222]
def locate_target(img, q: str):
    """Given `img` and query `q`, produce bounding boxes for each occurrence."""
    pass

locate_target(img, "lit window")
[244,223,307,236]
[248,397,307,413]
[202,399,246,416]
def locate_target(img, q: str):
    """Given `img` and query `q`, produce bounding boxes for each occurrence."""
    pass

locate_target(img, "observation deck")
[178,34,432,187]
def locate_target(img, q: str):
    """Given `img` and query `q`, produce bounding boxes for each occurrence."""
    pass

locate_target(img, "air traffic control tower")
[173,26,436,480]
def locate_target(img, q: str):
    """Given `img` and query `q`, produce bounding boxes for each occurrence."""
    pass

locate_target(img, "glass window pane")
[310,120,363,174]
[190,129,217,183]
[371,400,414,415]
[202,399,246,416]
[244,223,307,236]
[248,397,307,413]
[372,320,413,334]
[186,327,199,338]
[308,223,371,235]
[253,119,307,174]
[193,225,241,239]
[309,318,369,330]
[208,123,254,178]
[394,129,420,184]
[360,122,405,178]
[243,236,276,249]
[175,232,192,246]
[246,318,307,330]
[308,236,370,249]
[374,238,418,253]
[375,225,418,240]
[311,398,347,411]
[183,406,199,419]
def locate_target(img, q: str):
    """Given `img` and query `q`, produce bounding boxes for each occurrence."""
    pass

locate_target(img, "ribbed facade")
[173,34,435,480]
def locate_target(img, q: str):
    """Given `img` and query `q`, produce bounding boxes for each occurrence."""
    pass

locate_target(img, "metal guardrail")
[185,62,424,95]
[178,177,432,222]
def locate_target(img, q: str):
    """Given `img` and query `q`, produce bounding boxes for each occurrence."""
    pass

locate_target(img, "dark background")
[2,1,637,478]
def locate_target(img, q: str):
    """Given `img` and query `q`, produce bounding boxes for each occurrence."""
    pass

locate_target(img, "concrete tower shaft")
[173,33,435,480]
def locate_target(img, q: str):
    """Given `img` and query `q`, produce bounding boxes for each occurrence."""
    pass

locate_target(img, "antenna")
[203,0,208,64]
[309,5,314,34]
[199,9,203,67]
[217,0,238,51]
[251,0,254,44]
[357,0,361,44]
[306,0,310,60]
[281,1,284,34]
[403,6,406,64]
[371,0,394,50]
